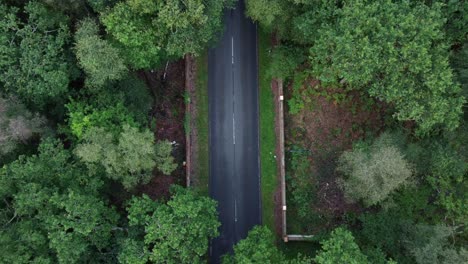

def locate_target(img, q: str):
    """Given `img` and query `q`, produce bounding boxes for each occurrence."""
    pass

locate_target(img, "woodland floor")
[136,59,187,200]
[284,79,386,233]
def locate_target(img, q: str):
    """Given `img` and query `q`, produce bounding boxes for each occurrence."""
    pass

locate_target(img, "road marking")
[231,36,234,64]
[234,199,238,222]
[232,114,236,145]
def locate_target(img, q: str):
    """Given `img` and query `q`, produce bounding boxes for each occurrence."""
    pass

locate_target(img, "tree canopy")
[0,139,119,263]
[120,187,220,264]
[309,0,464,134]
[101,0,230,69]
[74,125,176,189]
[314,227,371,264]
[0,2,72,108]
[337,132,414,206]
[74,18,127,88]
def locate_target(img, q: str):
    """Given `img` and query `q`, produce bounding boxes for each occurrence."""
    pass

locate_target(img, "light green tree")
[119,187,220,264]
[245,0,283,30]
[74,125,176,189]
[75,18,127,88]
[337,132,413,207]
[65,75,152,139]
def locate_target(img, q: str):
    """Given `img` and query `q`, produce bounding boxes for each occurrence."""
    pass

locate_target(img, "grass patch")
[258,29,277,231]
[193,52,209,196]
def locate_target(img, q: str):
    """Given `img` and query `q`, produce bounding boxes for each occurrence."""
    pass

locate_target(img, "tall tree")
[0,2,71,108]
[119,187,220,264]
[0,139,119,263]
[314,227,374,264]
[74,18,127,88]
[100,0,230,69]
[308,0,464,134]
[224,226,282,264]
[74,125,176,189]
[337,132,414,207]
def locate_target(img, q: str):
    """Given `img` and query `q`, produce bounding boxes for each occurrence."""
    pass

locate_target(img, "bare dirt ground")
[136,60,186,200]
[285,78,386,230]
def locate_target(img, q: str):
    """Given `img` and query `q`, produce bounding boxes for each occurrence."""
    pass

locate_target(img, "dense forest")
[247,0,468,263]
[0,0,466,263]
[0,0,228,263]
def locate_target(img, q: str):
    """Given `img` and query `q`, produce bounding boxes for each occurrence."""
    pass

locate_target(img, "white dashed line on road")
[233,114,236,145]
[231,36,234,64]
[234,199,238,222]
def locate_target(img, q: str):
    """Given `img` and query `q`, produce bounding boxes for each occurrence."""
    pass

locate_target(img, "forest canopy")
[0,0,466,263]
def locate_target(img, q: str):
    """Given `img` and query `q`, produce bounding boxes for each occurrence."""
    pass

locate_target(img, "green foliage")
[40,0,87,15]
[314,227,371,264]
[0,2,71,108]
[86,0,118,12]
[74,125,175,189]
[65,75,152,139]
[337,132,414,206]
[404,224,466,264]
[66,100,139,139]
[155,140,177,175]
[223,226,285,263]
[358,211,411,262]
[289,0,337,45]
[451,42,468,98]
[223,225,311,264]
[428,144,467,225]
[287,71,310,114]
[268,45,305,80]
[288,153,315,219]
[101,0,229,69]
[75,18,127,88]
[308,0,465,134]
[444,0,468,43]
[120,187,220,264]
[0,139,119,263]
[245,0,301,37]
[245,0,283,30]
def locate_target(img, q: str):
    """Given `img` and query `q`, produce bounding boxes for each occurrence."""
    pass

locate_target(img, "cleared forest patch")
[284,79,386,234]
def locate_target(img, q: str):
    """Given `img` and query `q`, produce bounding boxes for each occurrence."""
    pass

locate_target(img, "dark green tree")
[119,187,220,264]
[223,226,286,264]
[101,0,230,69]
[314,227,395,264]
[0,139,119,263]
[309,0,464,134]
[428,144,467,226]
[0,2,71,108]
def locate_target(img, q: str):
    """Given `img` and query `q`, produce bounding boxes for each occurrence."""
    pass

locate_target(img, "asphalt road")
[208,0,260,262]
